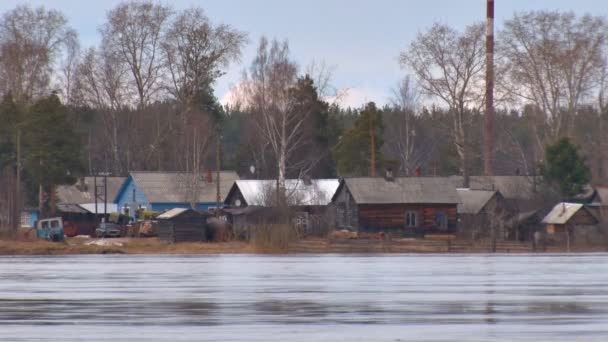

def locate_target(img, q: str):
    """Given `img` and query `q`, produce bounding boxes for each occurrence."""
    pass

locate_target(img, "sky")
[0,0,606,108]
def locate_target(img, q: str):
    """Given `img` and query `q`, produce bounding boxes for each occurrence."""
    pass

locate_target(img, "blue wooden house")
[114,171,239,220]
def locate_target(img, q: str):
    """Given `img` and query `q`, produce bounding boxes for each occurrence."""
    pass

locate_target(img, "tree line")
[0,2,607,227]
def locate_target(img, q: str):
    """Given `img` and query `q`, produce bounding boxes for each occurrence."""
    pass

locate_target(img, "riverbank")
[0,236,606,255]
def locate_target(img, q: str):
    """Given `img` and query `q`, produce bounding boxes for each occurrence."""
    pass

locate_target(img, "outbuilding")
[457,189,511,240]
[156,208,211,243]
[541,202,600,247]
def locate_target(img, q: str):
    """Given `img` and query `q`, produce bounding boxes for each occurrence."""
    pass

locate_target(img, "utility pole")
[13,129,21,235]
[483,0,495,176]
[369,114,376,177]
[103,172,108,218]
[94,173,98,217]
[215,129,221,217]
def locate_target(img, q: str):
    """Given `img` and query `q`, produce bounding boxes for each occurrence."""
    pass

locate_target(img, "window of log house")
[406,211,418,228]
[436,211,448,230]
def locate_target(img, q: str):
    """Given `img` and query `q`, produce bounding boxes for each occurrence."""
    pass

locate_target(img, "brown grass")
[0,237,254,255]
[251,224,299,253]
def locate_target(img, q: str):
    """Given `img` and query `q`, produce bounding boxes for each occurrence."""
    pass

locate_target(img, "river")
[0,254,607,341]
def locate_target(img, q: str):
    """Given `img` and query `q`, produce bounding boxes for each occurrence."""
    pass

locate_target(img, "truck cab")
[36,217,65,242]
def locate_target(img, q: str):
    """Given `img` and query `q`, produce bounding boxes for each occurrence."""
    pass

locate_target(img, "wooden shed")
[331,177,459,236]
[457,189,512,240]
[541,202,600,247]
[156,208,211,243]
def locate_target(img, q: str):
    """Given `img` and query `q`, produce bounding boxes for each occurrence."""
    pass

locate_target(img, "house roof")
[129,171,239,204]
[338,177,460,205]
[457,189,497,214]
[157,208,188,219]
[541,203,585,225]
[157,208,211,220]
[56,177,126,204]
[56,202,118,214]
[231,179,339,206]
[449,176,539,200]
[594,187,608,204]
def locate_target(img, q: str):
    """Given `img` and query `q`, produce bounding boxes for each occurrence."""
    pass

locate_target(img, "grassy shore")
[0,237,254,255]
[0,236,606,255]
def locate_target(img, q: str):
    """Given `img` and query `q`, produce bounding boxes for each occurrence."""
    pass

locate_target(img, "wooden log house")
[331,176,460,236]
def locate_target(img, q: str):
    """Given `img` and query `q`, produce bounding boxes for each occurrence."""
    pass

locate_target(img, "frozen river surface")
[0,254,607,341]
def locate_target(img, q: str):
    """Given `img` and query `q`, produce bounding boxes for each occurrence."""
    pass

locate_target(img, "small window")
[405,211,418,228]
[436,212,448,231]
[132,188,136,202]
[293,212,309,232]
[50,220,59,228]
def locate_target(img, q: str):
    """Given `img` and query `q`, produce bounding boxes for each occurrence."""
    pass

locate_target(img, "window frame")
[405,211,418,228]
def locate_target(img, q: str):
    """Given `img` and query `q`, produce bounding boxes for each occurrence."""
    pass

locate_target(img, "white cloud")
[325,86,389,109]
[220,82,389,110]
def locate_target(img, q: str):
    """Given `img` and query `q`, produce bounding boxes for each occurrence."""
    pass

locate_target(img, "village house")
[456,189,511,240]
[54,176,126,236]
[541,202,601,247]
[115,171,239,220]
[331,176,459,236]
[224,178,339,237]
[449,176,541,209]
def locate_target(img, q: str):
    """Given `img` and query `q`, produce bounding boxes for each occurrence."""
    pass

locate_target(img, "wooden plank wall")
[358,203,457,233]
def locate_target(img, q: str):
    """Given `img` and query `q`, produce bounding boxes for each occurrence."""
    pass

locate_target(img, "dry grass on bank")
[0,237,254,255]
[251,224,299,253]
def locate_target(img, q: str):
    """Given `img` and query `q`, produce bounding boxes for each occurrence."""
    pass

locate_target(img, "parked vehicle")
[95,222,123,238]
[36,218,65,242]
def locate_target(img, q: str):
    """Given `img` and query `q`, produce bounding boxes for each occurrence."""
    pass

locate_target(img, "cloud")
[220,82,389,110]
[325,86,389,109]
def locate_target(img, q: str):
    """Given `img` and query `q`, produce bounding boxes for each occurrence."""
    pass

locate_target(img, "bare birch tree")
[384,76,426,175]
[100,1,172,109]
[401,23,486,187]
[0,5,77,103]
[73,47,131,174]
[499,11,607,148]
[163,7,246,110]
[242,37,308,190]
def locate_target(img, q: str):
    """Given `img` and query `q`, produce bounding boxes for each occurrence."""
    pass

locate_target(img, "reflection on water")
[0,254,607,341]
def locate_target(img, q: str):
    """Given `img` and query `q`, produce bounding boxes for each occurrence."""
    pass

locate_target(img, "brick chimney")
[206,170,213,183]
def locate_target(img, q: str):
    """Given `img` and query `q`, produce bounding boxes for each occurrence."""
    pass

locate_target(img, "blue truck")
[36,217,65,242]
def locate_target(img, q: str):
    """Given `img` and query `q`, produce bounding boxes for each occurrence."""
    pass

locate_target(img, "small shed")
[541,203,600,246]
[331,177,460,236]
[156,208,211,243]
[457,189,511,240]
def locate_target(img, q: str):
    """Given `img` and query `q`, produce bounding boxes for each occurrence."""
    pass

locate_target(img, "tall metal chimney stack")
[483,0,495,176]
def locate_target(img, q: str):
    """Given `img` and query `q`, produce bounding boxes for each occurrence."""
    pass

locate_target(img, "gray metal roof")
[541,202,584,225]
[457,189,497,214]
[56,177,126,204]
[130,171,239,204]
[234,179,339,206]
[342,177,460,204]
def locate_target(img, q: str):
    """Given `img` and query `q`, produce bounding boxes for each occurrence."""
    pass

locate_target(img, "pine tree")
[333,102,384,176]
[541,137,590,199]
